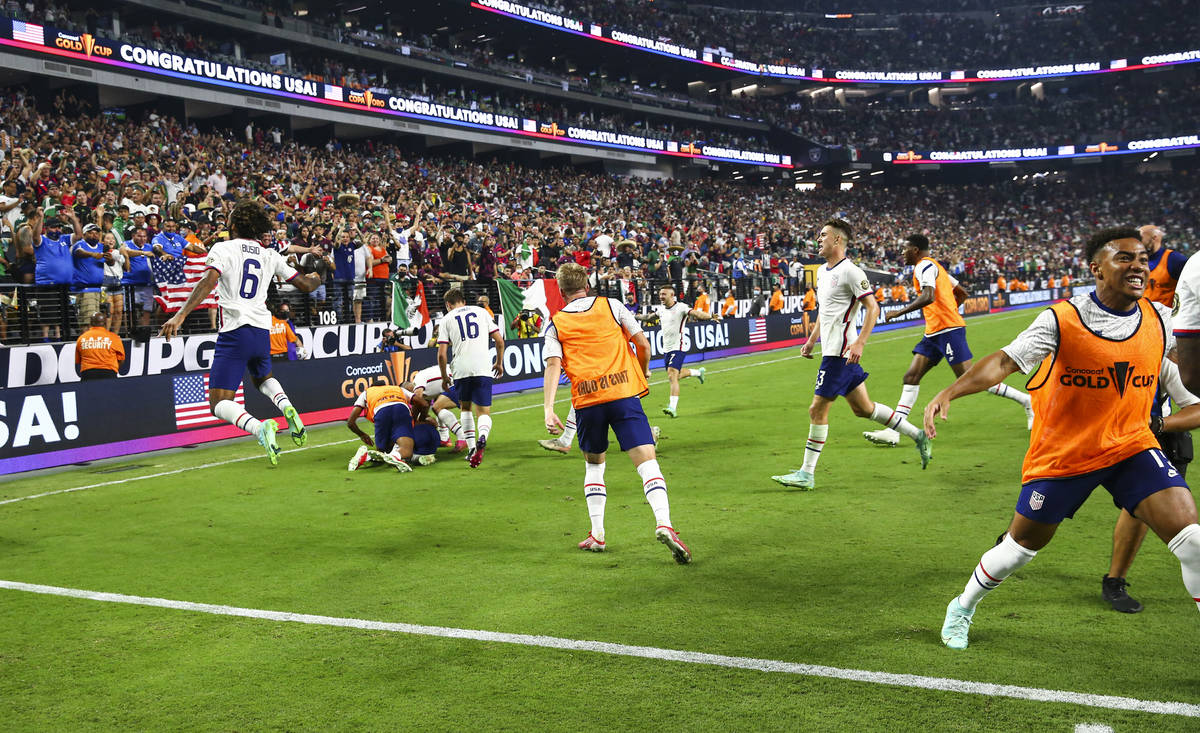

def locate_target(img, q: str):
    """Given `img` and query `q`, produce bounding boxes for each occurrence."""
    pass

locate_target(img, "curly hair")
[228,200,273,240]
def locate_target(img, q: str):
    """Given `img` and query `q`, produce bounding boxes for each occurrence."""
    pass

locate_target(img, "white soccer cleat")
[416,454,437,466]
[348,445,371,471]
[651,425,661,444]
[538,438,571,454]
[1025,404,1035,430]
[380,451,413,472]
[655,525,692,564]
[863,427,900,446]
[578,533,606,552]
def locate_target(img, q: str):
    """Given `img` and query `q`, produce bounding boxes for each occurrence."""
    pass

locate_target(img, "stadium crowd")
[2,88,1198,345]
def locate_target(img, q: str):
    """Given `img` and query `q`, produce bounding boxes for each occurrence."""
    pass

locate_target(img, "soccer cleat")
[696,367,706,384]
[257,420,281,466]
[662,406,677,418]
[283,405,307,446]
[771,469,814,490]
[941,597,974,650]
[1025,404,1035,431]
[380,451,413,472]
[469,436,488,468]
[863,427,900,446]
[1101,575,1144,613]
[453,440,468,453]
[416,454,437,467]
[538,438,570,454]
[348,445,371,471]
[655,525,692,564]
[440,438,453,448]
[915,430,933,469]
[651,425,661,444]
[578,533,606,552]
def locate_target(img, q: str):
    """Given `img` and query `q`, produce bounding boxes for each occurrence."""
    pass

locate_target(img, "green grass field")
[2,310,1198,731]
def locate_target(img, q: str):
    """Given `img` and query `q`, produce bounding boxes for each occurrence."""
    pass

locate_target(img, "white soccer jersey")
[816,258,873,358]
[656,301,691,352]
[1173,252,1200,335]
[413,363,451,398]
[439,304,499,379]
[205,238,298,332]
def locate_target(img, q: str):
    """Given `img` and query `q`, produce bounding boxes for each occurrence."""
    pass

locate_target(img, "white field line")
[1,310,1036,507]
[1,578,1196,719]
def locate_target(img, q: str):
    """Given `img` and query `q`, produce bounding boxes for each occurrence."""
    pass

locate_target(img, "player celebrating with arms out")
[863,234,1032,447]
[771,219,932,490]
[636,284,721,418]
[439,288,504,468]
[543,263,691,563]
[925,228,1200,650]
[159,200,321,464]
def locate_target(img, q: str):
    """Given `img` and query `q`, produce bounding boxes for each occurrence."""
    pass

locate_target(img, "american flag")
[12,20,44,45]
[151,251,218,313]
[324,84,343,102]
[749,317,767,344]
[173,374,245,429]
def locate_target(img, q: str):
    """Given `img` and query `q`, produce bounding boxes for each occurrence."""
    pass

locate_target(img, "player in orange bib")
[864,234,1033,447]
[542,262,691,564]
[346,385,429,473]
[924,228,1200,650]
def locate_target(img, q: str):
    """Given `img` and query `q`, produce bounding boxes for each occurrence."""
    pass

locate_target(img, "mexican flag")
[392,278,431,330]
[497,278,564,339]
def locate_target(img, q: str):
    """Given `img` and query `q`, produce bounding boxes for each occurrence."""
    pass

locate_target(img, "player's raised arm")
[688,305,720,322]
[923,350,1022,437]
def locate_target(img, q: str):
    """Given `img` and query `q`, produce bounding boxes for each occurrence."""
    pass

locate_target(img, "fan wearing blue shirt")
[73,222,111,330]
[121,225,157,327]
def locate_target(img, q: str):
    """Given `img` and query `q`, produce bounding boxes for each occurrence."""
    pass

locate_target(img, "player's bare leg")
[251,372,305,446]
[1129,486,1200,613]
[208,387,279,464]
[865,354,935,447]
[1105,509,1150,612]
[772,394,833,489]
[846,384,931,468]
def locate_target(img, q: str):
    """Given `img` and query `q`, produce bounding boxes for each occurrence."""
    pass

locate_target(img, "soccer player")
[159,201,320,464]
[407,363,467,452]
[439,288,504,467]
[345,384,429,472]
[771,219,932,490]
[636,284,720,417]
[539,402,660,454]
[863,234,1033,447]
[543,262,691,563]
[925,228,1200,650]
[1142,224,1186,308]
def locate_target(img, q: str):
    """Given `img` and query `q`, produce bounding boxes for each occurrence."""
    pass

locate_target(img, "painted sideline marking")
[1,579,1195,718]
[2,309,1036,507]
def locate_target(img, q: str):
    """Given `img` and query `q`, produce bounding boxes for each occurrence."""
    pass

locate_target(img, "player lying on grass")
[349,412,442,470]
[406,363,468,452]
[345,385,430,472]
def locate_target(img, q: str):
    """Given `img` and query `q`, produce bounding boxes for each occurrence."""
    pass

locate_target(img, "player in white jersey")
[159,200,321,464]
[636,284,721,417]
[438,288,505,467]
[407,363,468,452]
[1173,251,1200,394]
[771,219,932,490]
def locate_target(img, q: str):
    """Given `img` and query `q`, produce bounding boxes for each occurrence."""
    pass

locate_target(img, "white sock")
[870,402,921,441]
[437,409,463,441]
[988,382,1032,408]
[584,461,607,541]
[801,423,828,473]
[637,459,671,527]
[1167,523,1200,612]
[437,425,449,442]
[668,394,679,410]
[958,533,1037,611]
[461,411,476,451]
[895,384,920,421]
[214,399,262,437]
[477,414,492,442]
[559,407,577,445]
[258,377,293,414]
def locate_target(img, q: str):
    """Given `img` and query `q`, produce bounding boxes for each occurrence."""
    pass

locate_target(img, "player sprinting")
[636,284,720,418]
[346,385,429,472]
[926,228,1200,650]
[438,288,504,468]
[771,219,932,490]
[159,200,320,464]
[543,262,690,563]
[863,234,1033,447]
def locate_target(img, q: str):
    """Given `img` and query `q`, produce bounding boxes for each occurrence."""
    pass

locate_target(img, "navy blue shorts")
[1017,448,1190,524]
[664,350,687,371]
[454,376,493,406]
[210,325,272,392]
[913,328,972,366]
[373,402,414,453]
[814,356,868,398]
[412,422,440,456]
[576,396,656,454]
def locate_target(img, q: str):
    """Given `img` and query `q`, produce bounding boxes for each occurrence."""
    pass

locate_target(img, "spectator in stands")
[443,233,474,283]
[72,222,110,331]
[75,311,124,380]
[100,231,127,335]
[121,226,156,331]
